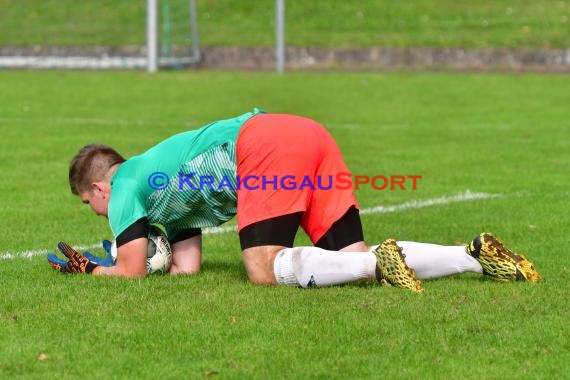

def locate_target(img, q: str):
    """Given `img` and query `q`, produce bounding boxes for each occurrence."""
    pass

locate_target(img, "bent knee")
[242,245,284,285]
[169,265,200,276]
[247,271,276,286]
[340,241,368,252]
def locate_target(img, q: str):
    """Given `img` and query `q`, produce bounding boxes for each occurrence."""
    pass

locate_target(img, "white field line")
[0,190,500,261]
[0,243,102,261]
[359,190,501,215]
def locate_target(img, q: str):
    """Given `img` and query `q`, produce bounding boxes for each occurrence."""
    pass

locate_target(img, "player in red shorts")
[49,110,540,292]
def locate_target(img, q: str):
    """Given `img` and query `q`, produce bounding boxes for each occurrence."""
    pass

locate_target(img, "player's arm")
[47,238,147,277]
[94,238,148,277]
[169,229,202,275]
[95,218,149,277]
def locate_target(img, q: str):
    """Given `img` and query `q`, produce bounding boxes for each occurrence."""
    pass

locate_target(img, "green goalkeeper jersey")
[108,108,264,239]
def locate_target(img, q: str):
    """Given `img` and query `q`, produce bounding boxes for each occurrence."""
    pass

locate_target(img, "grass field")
[1,0,570,48]
[0,70,569,379]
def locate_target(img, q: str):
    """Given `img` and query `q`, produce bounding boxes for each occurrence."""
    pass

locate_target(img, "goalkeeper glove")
[47,240,114,270]
[83,240,115,266]
[47,242,99,274]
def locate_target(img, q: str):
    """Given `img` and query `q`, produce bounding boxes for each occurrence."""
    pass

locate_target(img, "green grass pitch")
[0,71,569,379]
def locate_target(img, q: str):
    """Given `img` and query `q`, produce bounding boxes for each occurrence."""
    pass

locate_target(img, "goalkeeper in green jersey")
[48,109,540,292]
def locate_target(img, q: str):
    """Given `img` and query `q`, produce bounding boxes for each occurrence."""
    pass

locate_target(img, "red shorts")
[236,114,358,243]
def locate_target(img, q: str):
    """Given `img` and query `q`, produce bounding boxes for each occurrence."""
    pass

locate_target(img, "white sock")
[391,241,483,280]
[273,247,377,288]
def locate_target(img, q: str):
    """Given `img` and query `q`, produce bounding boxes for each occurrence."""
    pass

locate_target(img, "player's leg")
[236,114,319,286]
[239,211,379,288]
[327,217,489,281]
[236,114,413,289]
[169,228,202,275]
[270,207,378,288]
[364,237,540,282]
[369,241,483,280]
[241,218,424,291]
[298,125,480,287]
[239,212,302,285]
[289,122,420,291]
[300,205,422,291]
[318,213,482,281]
[353,232,540,282]
[377,233,540,282]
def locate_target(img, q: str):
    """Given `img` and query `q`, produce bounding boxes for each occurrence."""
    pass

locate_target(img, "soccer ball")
[110,225,172,274]
[145,225,172,274]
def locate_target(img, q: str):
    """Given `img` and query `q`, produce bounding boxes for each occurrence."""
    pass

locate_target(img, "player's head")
[69,144,125,216]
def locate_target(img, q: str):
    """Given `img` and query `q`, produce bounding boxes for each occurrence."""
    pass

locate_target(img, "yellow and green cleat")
[374,239,424,293]
[466,232,541,282]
